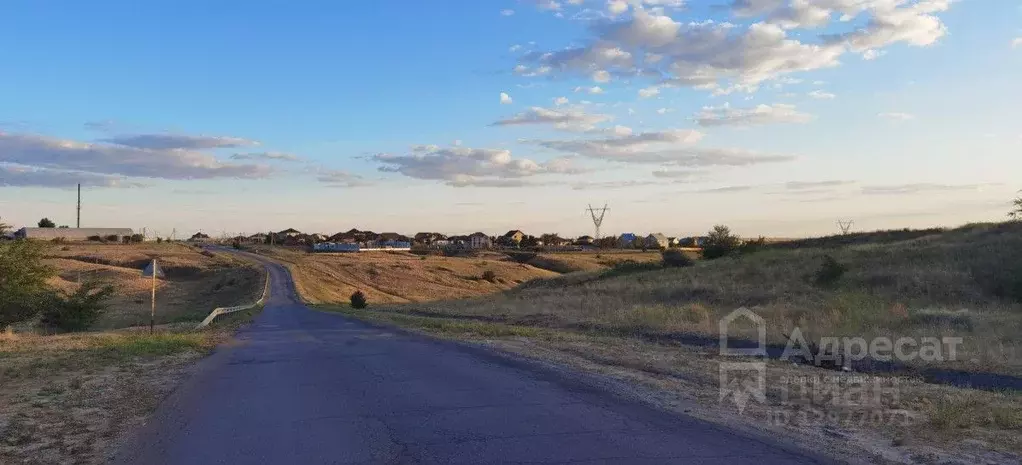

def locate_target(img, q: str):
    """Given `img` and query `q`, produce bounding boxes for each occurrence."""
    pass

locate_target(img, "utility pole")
[586,204,609,240]
[837,220,854,235]
[76,184,81,228]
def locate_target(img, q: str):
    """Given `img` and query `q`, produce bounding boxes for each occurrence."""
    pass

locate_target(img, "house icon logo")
[719,307,766,357]
[718,307,767,414]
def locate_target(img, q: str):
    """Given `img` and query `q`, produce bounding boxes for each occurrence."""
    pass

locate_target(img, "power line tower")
[837,219,854,235]
[586,204,609,240]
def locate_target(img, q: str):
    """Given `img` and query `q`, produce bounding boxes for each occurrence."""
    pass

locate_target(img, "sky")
[0,0,1019,239]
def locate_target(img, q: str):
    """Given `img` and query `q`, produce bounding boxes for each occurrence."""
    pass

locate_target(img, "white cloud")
[516,2,953,94]
[572,180,663,190]
[316,169,372,188]
[573,86,604,94]
[638,86,661,98]
[531,128,795,167]
[807,90,836,99]
[652,169,703,179]
[878,112,915,121]
[535,0,562,11]
[509,44,522,52]
[372,144,586,187]
[656,108,673,114]
[1013,38,1022,48]
[607,0,629,15]
[230,152,302,162]
[0,164,142,189]
[822,0,951,52]
[100,133,257,150]
[501,9,515,16]
[492,106,611,128]
[861,183,988,195]
[861,49,886,60]
[696,103,812,126]
[554,96,570,106]
[0,132,272,181]
[500,92,513,104]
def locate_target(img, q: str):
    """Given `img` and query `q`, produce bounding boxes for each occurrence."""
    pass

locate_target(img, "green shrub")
[350,290,367,309]
[661,249,694,268]
[701,225,742,260]
[814,255,848,286]
[39,280,114,332]
[482,270,497,282]
[0,240,54,328]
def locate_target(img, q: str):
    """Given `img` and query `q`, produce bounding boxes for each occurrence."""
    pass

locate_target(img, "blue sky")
[1,0,1019,238]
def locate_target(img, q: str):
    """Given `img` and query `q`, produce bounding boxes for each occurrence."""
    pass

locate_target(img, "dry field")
[0,317,256,465]
[513,250,666,273]
[43,243,263,329]
[248,246,558,304]
[321,222,1022,463]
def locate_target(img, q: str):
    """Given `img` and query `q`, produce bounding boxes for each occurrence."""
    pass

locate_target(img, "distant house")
[469,232,492,249]
[645,233,669,249]
[498,230,526,246]
[328,228,380,245]
[574,235,594,245]
[189,232,211,242]
[678,236,706,247]
[413,232,447,245]
[447,235,470,248]
[617,233,638,248]
[15,227,133,242]
[278,228,301,238]
[247,233,268,243]
[378,232,411,243]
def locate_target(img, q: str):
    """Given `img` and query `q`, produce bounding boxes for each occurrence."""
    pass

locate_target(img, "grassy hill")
[43,243,262,328]
[391,222,1022,374]
[247,246,559,305]
[320,222,1022,460]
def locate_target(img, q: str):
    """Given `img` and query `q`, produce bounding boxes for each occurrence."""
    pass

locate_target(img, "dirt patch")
[0,328,233,465]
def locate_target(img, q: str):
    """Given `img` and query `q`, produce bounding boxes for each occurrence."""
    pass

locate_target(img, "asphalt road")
[111,252,835,465]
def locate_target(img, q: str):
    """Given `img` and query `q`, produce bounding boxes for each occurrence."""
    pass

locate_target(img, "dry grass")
[384,223,1022,375]
[317,222,1022,463]
[41,243,263,329]
[515,250,666,273]
[249,246,557,305]
[0,323,247,465]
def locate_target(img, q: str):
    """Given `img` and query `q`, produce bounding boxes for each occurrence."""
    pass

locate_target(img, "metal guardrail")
[196,267,270,328]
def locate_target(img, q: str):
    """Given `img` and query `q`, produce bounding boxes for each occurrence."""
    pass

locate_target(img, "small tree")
[0,217,10,235]
[1010,191,1022,221]
[39,280,115,332]
[814,255,847,287]
[0,240,55,328]
[701,225,742,260]
[350,290,367,309]
[37,218,56,228]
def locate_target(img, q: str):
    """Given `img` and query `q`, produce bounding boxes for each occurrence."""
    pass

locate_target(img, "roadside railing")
[196,267,271,328]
